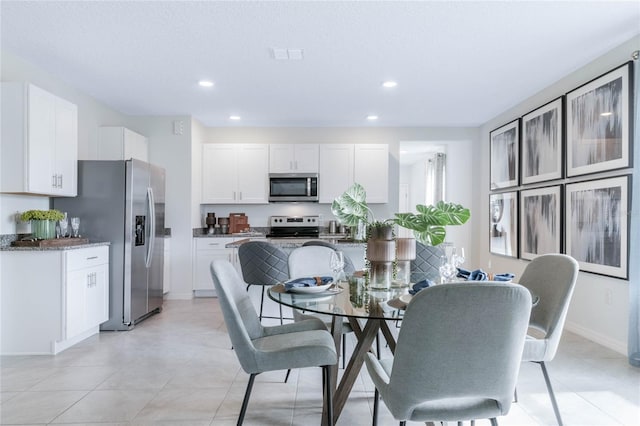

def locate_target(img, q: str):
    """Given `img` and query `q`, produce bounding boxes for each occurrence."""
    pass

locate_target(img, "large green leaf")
[392,201,470,246]
[330,182,373,227]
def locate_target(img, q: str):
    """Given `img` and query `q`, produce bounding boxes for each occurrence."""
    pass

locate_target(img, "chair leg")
[238,373,257,426]
[490,418,498,426]
[259,286,266,321]
[284,369,291,383]
[399,421,406,426]
[514,387,518,402]
[372,388,379,426]
[539,361,564,426]
[279,302,284,325]
[323,366,334,426]
[342,333,346,369]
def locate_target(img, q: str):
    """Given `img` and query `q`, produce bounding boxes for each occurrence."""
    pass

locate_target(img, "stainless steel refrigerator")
[53,160,165,331]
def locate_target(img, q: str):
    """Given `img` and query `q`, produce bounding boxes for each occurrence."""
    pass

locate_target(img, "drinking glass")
[453,247,465,267]
[58,214,68,238]
[439,257,457,283]
[70,217,80,237]
[330,251,345,286]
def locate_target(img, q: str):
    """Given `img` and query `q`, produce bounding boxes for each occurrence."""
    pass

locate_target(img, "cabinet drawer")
[66,246,109,271]
[195,238,235,251]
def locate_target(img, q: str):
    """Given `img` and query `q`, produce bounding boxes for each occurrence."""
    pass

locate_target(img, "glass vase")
[31,220,56,239]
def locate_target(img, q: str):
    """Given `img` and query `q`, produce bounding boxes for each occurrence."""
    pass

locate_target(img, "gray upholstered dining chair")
[518,253,579,426]
[365,281,532,426]
[210,259,337,426]
[288,245,354,368]
[302,239,357,276]
[410,241,444,284]
[238,240,289,324]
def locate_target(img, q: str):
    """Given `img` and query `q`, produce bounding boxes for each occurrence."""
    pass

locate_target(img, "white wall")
[477,36,640,355]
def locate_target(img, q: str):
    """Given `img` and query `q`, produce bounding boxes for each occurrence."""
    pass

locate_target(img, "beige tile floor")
[1,295,639,425]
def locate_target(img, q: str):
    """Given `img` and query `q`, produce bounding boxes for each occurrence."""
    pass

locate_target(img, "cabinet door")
[294,144,319,172]
[27,84,56,195]
[355,144,388,203]
[85,264,109,328]
[123,128,148,162]
[195,250,233,290]
[269,144,295,173]
[54,97,78,196]
[66,268,87,340]
[237,144,268,203]
[201,144,238,203]
[319,144,354,203]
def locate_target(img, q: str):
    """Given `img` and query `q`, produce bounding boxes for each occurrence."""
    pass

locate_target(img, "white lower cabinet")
[0,245,109,355]
[193,237,239,297]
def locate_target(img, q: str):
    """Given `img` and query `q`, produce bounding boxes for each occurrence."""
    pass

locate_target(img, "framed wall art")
[489,191,518,257]
[566,62,632,177]
[519,185,562,260]
[521,97,563,184]
[565,175,629,279]
[490,119,519,190]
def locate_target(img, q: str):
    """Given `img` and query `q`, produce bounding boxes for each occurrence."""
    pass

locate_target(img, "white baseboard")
[164,291,193,300]
[565,321,627,356]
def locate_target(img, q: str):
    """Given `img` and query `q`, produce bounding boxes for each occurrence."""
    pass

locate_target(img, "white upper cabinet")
[1,82,78,196]
[354,144,389,203]
[97,126,148,162]
[201,144,269,204]
[319,144,355,203]
[269,144,319,173]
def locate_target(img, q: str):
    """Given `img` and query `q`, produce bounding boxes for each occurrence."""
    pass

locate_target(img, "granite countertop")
[0,241,111,252]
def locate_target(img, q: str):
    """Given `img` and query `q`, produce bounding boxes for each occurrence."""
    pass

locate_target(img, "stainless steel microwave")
[268,173,319,202]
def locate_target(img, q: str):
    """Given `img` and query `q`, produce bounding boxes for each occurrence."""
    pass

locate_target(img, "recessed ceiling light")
[229,115,241,121]
[382,81,397,88]
[366,115,379,121]
[600,111,613,116]
[198,80,214,88]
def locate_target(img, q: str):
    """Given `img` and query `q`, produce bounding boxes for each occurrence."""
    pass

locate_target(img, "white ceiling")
[2,1,639,128]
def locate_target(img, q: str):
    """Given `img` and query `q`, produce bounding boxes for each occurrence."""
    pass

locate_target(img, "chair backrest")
[410,242,444,283]
[518,253,579,360]
[387,282,532,420]
[288,245,335,278]
[238,240,289,285]
[210,259,264,373]
[302,240,356,275]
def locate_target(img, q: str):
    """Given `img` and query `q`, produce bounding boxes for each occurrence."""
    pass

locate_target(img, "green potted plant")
[331,182,471,246]
[20,209,65,240]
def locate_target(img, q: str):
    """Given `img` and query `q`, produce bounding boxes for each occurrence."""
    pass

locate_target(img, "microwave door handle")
[307,178,311,196]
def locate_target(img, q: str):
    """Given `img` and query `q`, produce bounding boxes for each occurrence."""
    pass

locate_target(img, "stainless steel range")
[268,215,320,238]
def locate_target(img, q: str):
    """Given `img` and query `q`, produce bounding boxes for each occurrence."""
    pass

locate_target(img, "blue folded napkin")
[457,268,488,281]
[493,273,515,282]
[408,279,434,295]
[285,276,332,290]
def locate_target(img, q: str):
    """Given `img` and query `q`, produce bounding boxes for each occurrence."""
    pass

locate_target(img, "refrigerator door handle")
[146,187,156,268]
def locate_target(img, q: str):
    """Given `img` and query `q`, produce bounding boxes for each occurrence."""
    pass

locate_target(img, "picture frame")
[489,191,518,258]
[490,119,519,190]
[519,185,562,260]
[566,62,632,177]
[521,97,563,184]
[565,175,630,279]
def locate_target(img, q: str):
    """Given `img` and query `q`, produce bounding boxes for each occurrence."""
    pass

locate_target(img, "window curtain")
[425,152,446,205]
[629,52,640,367]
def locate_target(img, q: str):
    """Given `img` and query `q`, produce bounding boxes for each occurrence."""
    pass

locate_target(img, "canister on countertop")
[339,224,348,234]
[329,220,337,234]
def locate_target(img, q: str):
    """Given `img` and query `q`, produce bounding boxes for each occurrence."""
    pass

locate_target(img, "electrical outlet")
[605,288,613,305]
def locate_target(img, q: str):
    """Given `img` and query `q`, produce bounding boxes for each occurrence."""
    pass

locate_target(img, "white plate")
[399,294,413,305]
[285,280,334,294]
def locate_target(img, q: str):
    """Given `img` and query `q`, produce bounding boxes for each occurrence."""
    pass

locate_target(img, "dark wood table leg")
[322,316,343,426]
[379,319,397,354]
[331,318,381,424]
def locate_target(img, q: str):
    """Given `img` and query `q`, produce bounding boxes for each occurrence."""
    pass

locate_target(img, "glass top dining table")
[268,279,411,425]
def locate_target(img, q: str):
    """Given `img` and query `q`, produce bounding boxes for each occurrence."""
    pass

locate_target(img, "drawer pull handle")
[86,256,99,260]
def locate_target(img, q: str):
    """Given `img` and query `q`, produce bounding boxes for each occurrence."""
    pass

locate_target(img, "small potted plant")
[20,209,65,240]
